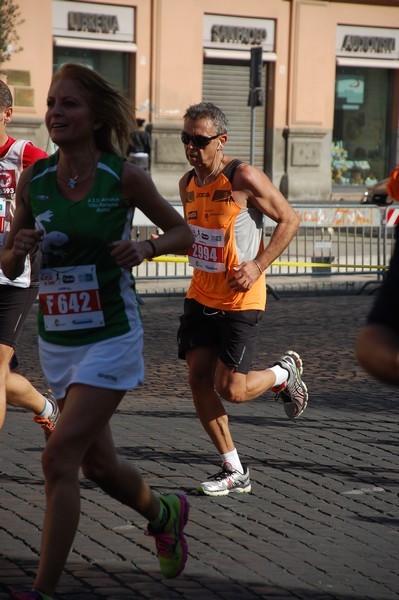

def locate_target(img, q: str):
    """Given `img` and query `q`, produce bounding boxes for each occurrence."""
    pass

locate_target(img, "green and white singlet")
[29,152,141,346]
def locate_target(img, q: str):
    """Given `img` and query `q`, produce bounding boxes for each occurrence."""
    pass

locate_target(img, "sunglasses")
[180,131,220,148]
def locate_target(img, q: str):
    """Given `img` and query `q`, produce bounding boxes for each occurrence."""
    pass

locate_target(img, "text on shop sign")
[341,35,395,53]
[211,25,266,45]
[68,12,119,34]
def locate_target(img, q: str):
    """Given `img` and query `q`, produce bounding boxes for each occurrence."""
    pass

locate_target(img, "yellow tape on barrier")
[152,256,188,263]
[150,256,388,270]
[270,261,388,270]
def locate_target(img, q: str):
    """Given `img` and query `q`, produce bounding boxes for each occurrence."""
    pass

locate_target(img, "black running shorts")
[177,298,263,374]
[0,285,38,349]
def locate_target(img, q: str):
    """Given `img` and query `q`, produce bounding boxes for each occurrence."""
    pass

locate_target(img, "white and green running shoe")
[198,464,251,496]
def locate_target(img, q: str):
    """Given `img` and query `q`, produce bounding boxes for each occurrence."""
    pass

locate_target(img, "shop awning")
[337,57,399,69]
[204,48,277,62]
[53,37,137,53]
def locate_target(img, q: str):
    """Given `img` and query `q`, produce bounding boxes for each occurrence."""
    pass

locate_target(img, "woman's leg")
[34,381,189,594]
[81,415,189,581]
[81,422,161,522]
[34,383,124,596]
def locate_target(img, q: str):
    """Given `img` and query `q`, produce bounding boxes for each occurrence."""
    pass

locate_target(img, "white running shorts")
[39,328,144,400]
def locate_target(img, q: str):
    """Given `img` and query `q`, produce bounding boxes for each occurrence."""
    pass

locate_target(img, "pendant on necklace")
[68,176,78,189]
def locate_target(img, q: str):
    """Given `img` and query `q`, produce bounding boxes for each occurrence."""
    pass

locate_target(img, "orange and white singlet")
[183,159,266,311]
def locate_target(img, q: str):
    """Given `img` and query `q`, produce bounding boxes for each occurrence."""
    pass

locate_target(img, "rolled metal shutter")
[202,60,266,170]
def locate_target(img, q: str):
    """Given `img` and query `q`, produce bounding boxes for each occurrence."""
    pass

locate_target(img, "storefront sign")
[204,14,275,53]
[68,12,119,35]
[337,26,399,60]
[341,36,395,54]
[53,0,134,42]
[211,25,266,46]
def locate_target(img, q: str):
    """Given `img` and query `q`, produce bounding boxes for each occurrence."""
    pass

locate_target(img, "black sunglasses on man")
[180,131,221,149]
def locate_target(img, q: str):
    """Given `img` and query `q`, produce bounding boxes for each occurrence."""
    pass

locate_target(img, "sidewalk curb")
[135,276,383,299]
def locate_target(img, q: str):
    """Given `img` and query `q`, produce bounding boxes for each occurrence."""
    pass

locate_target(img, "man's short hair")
[183,102,228,134]
[0,80,13,110]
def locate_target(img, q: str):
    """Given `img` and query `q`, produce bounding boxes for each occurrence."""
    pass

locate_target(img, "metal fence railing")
[131,203,396,285]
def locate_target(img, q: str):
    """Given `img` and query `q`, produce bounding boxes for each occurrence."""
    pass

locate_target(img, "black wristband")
[146,239,157,258]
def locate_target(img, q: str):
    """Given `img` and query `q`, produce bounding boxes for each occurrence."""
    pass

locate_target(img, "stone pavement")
[1,292,398,599]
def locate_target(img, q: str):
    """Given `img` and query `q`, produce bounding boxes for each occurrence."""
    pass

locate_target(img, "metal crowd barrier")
[131,203,397,284]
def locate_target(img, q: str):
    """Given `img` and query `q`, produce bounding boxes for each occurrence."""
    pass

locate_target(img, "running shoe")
[274,350,308,420]
[198,463,251,496]
[271,350,303,393]
[10,590,53,600]
[33,391,59,438]
[145,493,189,578]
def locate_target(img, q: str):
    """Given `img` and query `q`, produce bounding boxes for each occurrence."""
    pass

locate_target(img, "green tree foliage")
[0,0,24,65]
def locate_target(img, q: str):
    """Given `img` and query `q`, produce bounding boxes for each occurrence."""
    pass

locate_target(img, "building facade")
[3,0,399,201]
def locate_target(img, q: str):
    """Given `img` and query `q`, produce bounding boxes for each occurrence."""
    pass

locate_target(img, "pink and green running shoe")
[146,493,189,578]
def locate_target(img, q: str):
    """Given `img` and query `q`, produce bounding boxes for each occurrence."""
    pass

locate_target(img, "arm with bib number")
[1,167,43,280]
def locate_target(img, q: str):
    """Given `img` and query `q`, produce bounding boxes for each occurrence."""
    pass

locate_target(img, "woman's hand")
[109,239,154,269]
[12,228,43,256]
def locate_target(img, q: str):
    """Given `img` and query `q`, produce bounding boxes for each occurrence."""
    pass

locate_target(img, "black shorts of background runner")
[367,227,399,334]
[177,298,263,374]
[0,285,38,349]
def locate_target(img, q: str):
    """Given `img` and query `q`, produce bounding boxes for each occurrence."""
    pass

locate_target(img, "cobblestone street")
[1,293,398,599]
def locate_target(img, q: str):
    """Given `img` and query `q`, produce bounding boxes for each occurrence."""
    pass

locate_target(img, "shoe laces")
[145,529,176,557]
[210,467,233,482]
[272,380,287,394]
[33,415,57,432]
[286,371,306,402]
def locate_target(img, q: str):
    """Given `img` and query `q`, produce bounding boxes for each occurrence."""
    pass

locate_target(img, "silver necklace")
[58,162,95,189]
[68,174,79,190]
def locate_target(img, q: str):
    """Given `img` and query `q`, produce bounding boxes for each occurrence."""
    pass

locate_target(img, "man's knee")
[215,380,245,403]
[215,365,247,403]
